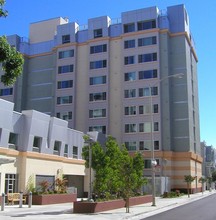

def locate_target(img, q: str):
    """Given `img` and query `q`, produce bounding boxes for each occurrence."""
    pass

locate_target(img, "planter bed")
[73,195,152,213]
[32,193,77,205]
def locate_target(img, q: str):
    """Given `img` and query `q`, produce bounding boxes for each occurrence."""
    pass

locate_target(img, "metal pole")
[150,88,156,206]
[1,193,5,211]
[19,192,23,208]
[28,192,32,208]
[89,143,92,201]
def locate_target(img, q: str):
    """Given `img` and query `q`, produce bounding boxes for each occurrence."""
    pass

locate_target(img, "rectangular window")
[54,141,61,155]
[137,19,156,31]
[138,53,157,63]
[139,70,157,80]
[124,23,135,33]
[139,87,158,97]
[5,174,18,194]
[90,44,107,54]
[144,159,159,169]
[0,88,13,96]
[57,96,73,105]
[125,106,136,115]
[125,142,137,151]
[124,39,135,49]
[33,136,42,152]
[64,144,68,157]
[89,109,106,118]
[138,36,157,47]
[90,60,107,69]
[139,105,151,114]
[124,56,135,65]
[125,124,136,133]
[90,76,106,85]
[139,122,151,132]
[89,126,106,134]
[153,104,159,113]
[58,65,73,74]
[154,122,159,131]
[94,29,103,38]
[73,146,78,159]
[8,132,18,149]
[140,141,159,151]
[62,35,70,44]
[139,140,151,151]
[59,50,74,59]
[56,112,72,120]
[124,72,136,81]
[124,89,136,98]
[89,92,106,101]
[57,80,73,89]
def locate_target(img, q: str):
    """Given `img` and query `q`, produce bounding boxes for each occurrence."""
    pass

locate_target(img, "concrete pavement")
[0,190,215,220]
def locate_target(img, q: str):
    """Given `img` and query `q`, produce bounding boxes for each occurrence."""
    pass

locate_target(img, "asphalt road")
[143,193,216,220]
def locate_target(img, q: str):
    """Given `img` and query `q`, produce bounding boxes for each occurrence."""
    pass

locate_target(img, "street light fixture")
[84,137,95,202]
[150,73,184,206]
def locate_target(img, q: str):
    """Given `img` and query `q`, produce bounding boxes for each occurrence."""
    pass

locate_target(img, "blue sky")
[0,0,215,147]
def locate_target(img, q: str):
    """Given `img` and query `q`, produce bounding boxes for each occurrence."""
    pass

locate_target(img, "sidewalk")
[0,190,215,220]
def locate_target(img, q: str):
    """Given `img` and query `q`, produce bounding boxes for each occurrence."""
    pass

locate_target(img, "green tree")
[184,175,196,197]
[0,0,8,17]
[211,170,216,182]
[198,177,207,194]
[0,1,24,86]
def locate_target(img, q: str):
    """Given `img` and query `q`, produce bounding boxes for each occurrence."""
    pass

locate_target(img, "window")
[54,141,61,155]
[5,174,18,194]
[73,146,78,158]
[153,104,159,113]
[125,106,136,115]
[56,112,72,120]
[89,126,106,134]
[138,36,157,47]
[125,124,136,133]
[124,23,135,33]
[124,89,136,98]
[90,60,107,69]
[33,136,42,152]
[144,159,159,169]
[137,19,156,31]
[0,88,13,96]
[140,140,159,151]
[62,35,70,44]
[89,109,106,118]
[124,56,135,65]
[138,53,157,63]
[139,140,151,151]
[125,142,136,151]
[154,122,159,131]
[139,105,151,114]
[90,76,106,85]
[57,96,73,105]
[138,87,158,97]
[57,80,73,89]
[139,122,151,132]
[139,70,157,79]
[64,144,68,157]
[124,39,135,49]
[59,50,74,59]
[94,29,103,38]
[89,92,106,101]
[90,44,107,54]
[8,132,18,149]
[124,72,136,81]
[58,65,73,74]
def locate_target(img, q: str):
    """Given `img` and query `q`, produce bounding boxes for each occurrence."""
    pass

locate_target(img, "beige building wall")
[29,17,68,43]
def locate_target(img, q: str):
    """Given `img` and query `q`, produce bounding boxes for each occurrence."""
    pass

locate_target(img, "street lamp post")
[150,73,184,206]
[84,137,95,201]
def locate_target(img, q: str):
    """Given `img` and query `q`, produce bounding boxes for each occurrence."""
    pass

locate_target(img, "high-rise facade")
[0,4,202,191]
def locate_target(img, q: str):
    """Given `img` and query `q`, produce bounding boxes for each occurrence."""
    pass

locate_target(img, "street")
[143,193,216,220]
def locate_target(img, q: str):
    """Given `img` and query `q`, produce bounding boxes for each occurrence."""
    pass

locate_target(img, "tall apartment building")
[0,4,202,191]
